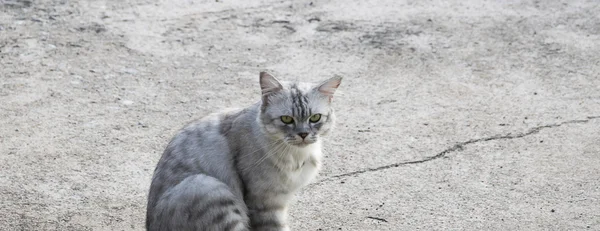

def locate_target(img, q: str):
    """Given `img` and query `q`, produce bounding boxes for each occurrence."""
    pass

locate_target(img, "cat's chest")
[284,145,322,190]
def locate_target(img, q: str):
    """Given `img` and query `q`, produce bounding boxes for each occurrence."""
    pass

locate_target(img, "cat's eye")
[309,114,321,123]
[281,116,294,124]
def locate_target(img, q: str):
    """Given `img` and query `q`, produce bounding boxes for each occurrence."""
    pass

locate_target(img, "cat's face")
[259,72,341,147]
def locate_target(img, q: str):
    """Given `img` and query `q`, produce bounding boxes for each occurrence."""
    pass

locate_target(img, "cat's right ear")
[259,72,283,96]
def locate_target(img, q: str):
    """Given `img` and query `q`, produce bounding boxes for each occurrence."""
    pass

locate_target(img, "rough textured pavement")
[1,0,599,230]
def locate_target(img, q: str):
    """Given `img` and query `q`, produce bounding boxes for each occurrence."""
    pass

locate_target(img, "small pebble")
[121,100,134,105]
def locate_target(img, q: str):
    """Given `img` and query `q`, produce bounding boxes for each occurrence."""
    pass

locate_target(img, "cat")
[146,72,342,231]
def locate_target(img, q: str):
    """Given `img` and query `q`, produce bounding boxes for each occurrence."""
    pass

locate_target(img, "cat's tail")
[147,174,249,231]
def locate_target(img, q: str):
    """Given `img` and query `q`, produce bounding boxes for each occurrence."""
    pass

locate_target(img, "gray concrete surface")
[1,0,599,230]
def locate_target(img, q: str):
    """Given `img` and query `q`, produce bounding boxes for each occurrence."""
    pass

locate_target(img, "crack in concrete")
[323,116,600,181]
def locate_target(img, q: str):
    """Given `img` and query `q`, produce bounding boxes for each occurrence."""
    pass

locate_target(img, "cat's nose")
[298,133,308,139]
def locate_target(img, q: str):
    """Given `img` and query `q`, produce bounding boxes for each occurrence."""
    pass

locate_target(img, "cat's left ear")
[315,75,342,102]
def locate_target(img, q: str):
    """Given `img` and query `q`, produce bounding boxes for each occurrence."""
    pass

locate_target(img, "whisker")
[242,141,286,172]
[255,141,289,169]
[238,139,279,160]
[233,139,279,169]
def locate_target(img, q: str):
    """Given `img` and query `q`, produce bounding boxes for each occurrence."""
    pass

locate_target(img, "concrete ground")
[1,0,599,230]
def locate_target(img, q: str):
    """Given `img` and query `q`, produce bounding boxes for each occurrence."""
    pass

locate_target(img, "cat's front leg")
[247,201,290,231]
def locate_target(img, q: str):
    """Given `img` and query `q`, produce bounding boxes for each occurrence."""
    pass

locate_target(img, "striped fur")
[146,72,341,230]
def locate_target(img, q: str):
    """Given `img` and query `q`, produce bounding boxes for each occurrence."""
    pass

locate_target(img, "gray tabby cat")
[146,72,342,231]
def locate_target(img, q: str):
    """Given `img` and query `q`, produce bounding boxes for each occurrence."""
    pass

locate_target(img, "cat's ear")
[315,75,342,101]
[259,72,283,96]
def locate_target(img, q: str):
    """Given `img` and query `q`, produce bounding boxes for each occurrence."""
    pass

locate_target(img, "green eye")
[280,116,294,124]
[309,114,321,123]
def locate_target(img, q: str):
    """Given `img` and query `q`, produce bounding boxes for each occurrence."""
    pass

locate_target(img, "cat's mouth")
[288,139,316,147]
[295,142,309,147]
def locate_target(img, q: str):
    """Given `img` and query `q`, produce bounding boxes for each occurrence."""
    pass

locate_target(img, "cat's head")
[258,72,342,147]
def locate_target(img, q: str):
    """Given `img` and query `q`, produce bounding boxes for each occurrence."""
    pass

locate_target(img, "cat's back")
[170,106,252,152]
[180,107,247,139]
